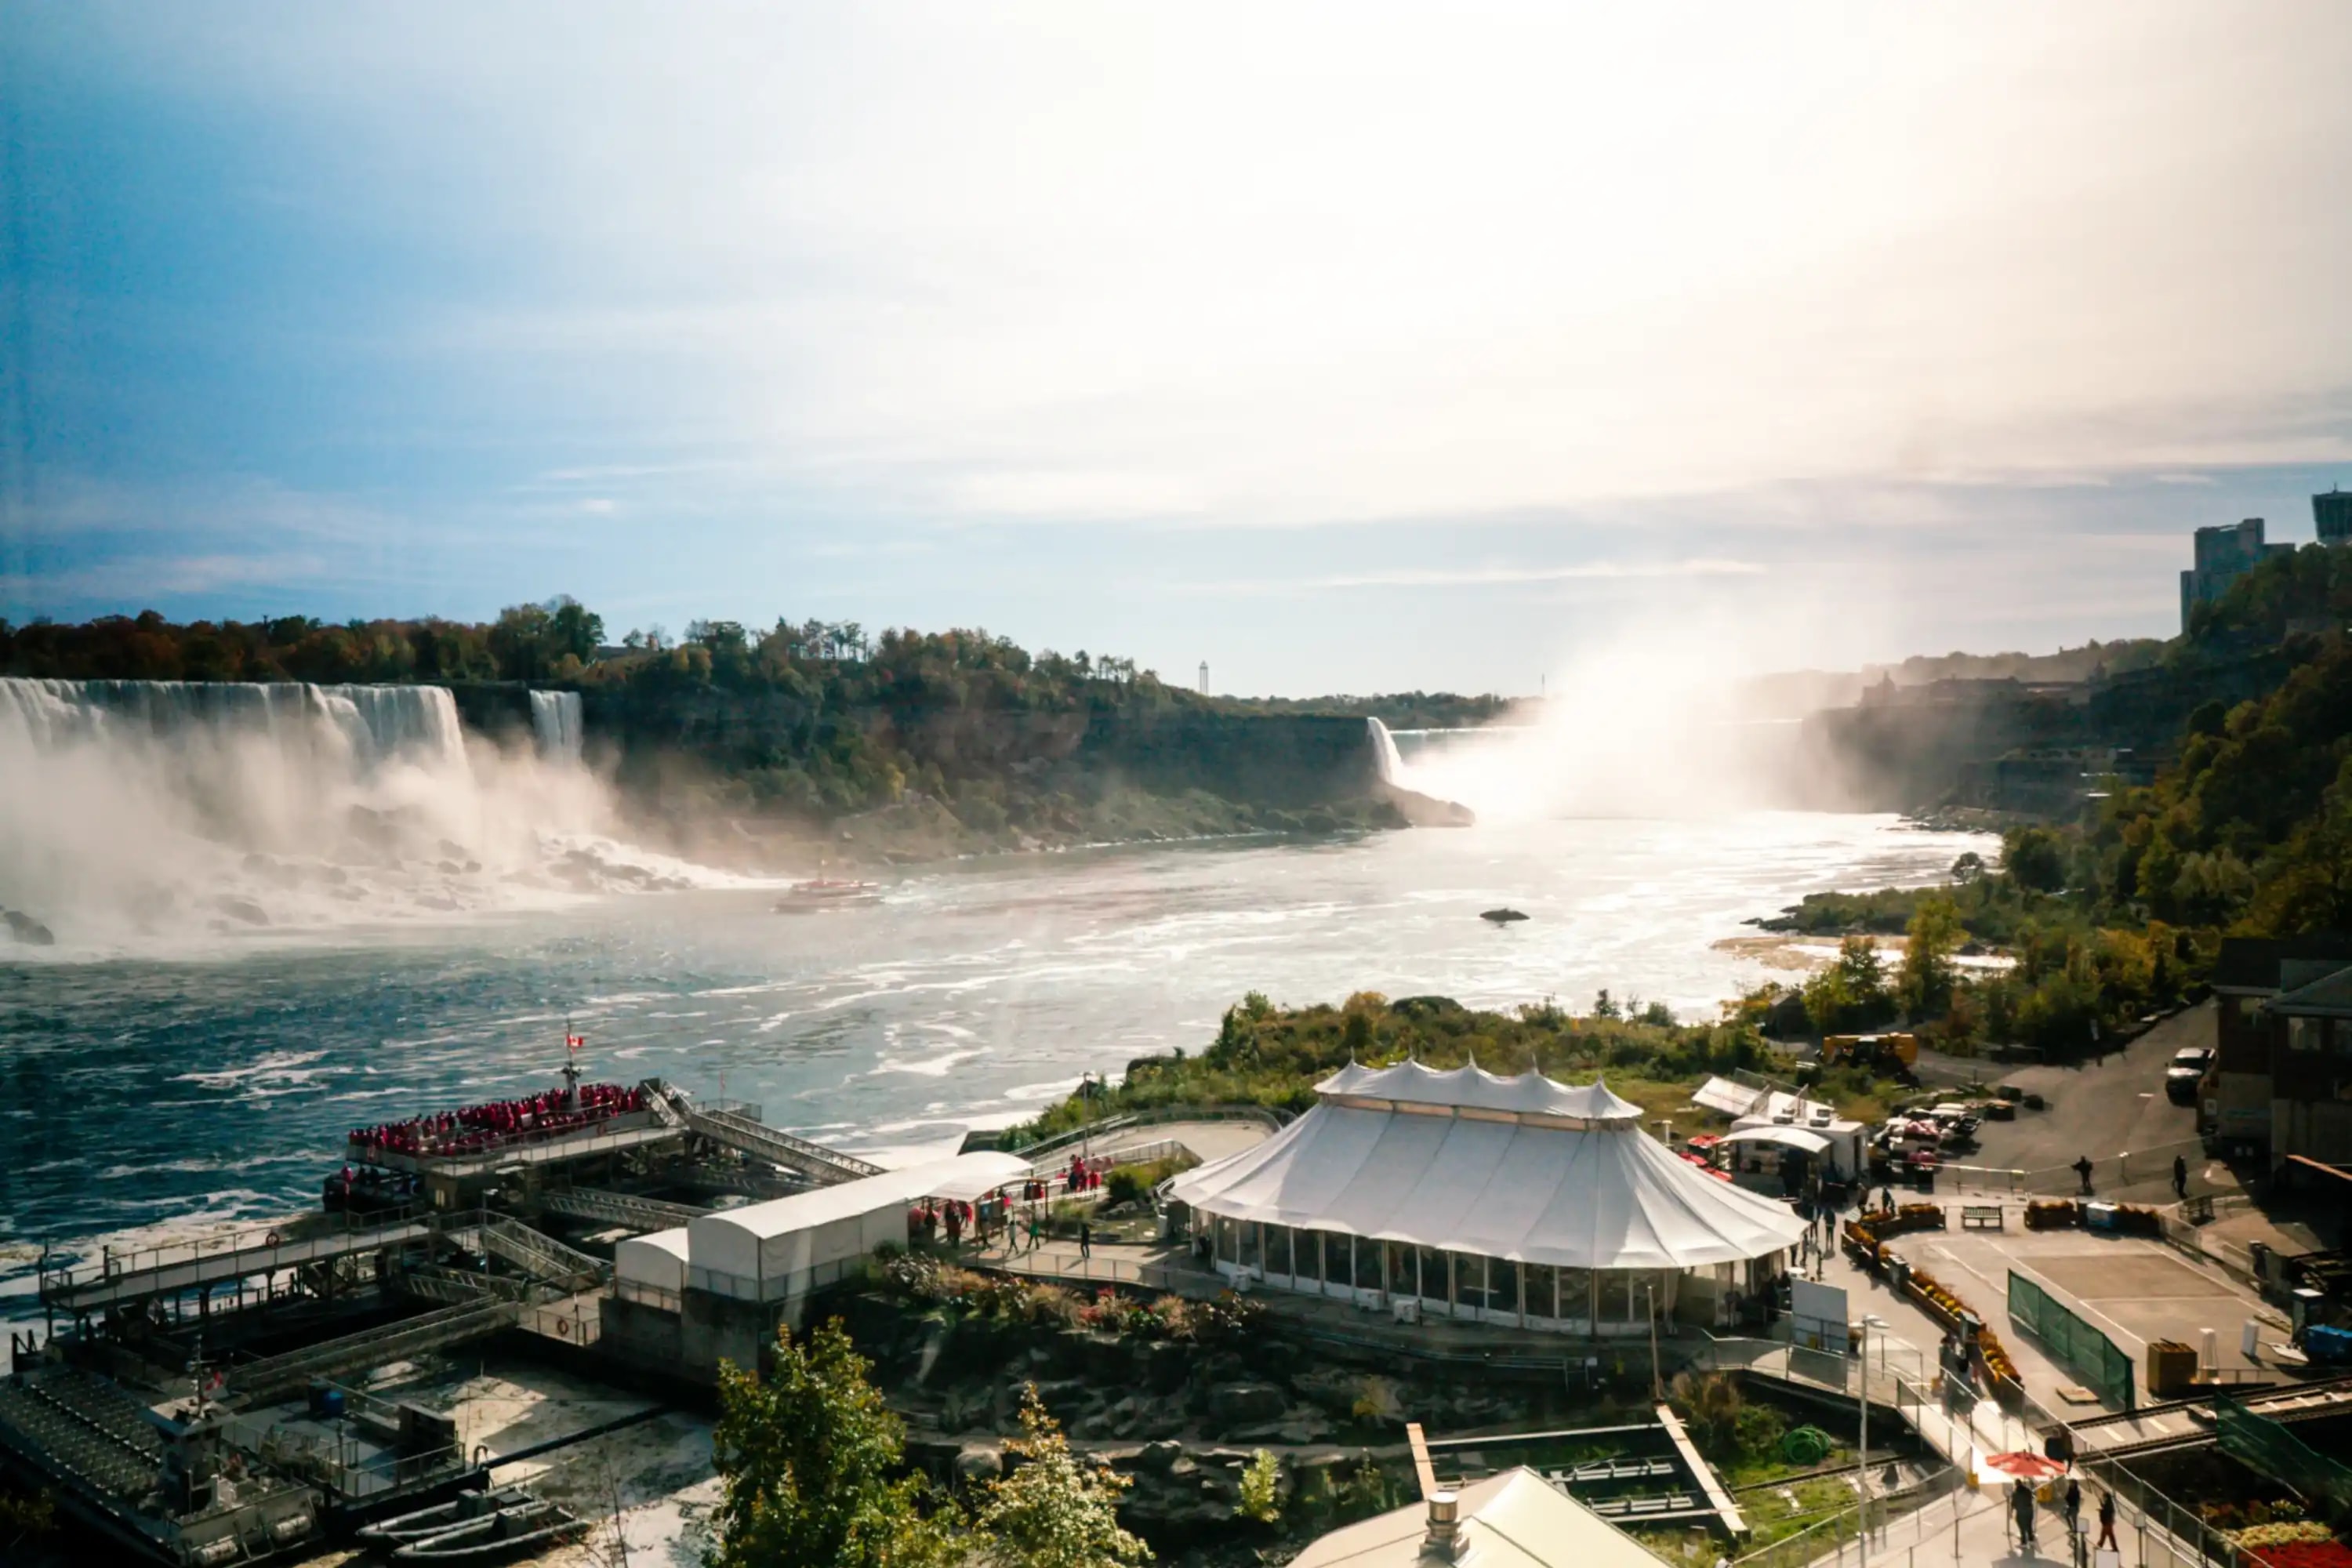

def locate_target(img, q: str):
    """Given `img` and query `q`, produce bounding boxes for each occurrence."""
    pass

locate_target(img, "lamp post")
[1857,1314,1886,1568]
[1644,1280,1663,1401]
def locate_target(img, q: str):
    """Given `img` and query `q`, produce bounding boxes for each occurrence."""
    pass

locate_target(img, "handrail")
[1004,1103,1287,1160]
[38,1205,432,1305]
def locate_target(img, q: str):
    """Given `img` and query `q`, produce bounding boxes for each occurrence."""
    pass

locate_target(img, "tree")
[2002,826,2067,893]
[1896,895,1963,1020]
[710,1319,963,1568]
[976,1386,1152,1568]
[1950,851,1986,885]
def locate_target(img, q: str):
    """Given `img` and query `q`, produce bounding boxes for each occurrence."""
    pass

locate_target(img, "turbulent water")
[0,811,1988,1330]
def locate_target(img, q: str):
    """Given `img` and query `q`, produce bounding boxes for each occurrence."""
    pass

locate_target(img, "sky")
[4,3,2351,696]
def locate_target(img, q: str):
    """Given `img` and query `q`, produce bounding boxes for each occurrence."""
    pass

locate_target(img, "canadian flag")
[566,1033,584,1052]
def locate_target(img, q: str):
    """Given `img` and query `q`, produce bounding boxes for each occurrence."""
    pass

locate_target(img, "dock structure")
[3,1068,898,1566]
[40,1213,432,1316]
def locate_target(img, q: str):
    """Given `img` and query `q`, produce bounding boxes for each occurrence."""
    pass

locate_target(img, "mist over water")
[0,678,728,956]
[1373,637,1845,823]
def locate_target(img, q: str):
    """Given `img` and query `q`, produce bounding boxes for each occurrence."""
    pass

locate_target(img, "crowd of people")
[321,1164,421,1210]
[912,1196,1015,1247]
[349,1082,647,1158]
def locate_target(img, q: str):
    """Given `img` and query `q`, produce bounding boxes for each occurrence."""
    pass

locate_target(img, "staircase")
[670,1093,881,1187]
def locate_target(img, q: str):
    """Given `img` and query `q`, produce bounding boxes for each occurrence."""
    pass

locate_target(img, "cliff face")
[1798,646,2307,813]
[1073,710,1380,808]
[546,685,1388,818]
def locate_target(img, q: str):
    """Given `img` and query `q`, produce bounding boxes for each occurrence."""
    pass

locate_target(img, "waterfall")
[529,690,583,764]
[0,677,469,775]
[0,677,713,950]
[1366,717,1407,786]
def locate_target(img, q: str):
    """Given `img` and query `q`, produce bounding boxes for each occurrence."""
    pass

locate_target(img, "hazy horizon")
[7,2,2352,695]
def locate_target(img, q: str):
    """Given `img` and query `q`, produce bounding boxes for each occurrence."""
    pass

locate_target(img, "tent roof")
[699,1152,1029,1243]
[1290,1467,1661,1568]
[1692,1076,1769,1116]
[1168,1097,1804,1271]
[1317,1061,1642,1123]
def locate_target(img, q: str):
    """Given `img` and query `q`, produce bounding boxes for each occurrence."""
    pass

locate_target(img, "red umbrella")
[1984,1451,2068,1480]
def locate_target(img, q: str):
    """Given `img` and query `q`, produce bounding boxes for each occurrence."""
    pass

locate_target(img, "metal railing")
[38,1205,432,1310]
[1928,1136,2208,1199]
[615,1279,682,1314]
[1001,1103,1286,1161]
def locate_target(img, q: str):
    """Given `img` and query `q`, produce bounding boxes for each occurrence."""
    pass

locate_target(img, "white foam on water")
[0,677,753,957]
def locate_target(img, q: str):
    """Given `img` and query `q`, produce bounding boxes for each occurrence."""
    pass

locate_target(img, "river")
[0,812,1987,1327]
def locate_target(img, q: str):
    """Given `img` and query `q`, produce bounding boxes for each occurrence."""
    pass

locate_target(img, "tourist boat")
[391,1498,589,1561]
[358,1486,536,1543]
[772,877,880,911]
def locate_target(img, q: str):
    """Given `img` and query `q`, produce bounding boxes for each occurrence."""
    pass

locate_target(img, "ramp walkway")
[672,1096,882,1186]
[461,1218,612,1294]
[538,1187,709,1233]
[39,1212,431,1315]
[223,1301,516,1406]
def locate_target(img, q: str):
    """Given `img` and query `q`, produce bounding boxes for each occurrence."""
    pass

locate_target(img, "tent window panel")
[1296,1231,1322,1285]
[1355,1236,1382,1291]
[1490,1258,1519,1315]
[1598,1270,1632,1324]
[1265,1225,1293,1278]
[1385,1242,1411,1298]
[1241,1224,1261,1271]
[1454,1254,1483,1310]
[1217,1217,1240,1265]
[1416,1247,1448,1306]
[1558,1268,1593,1324]
[1524,1264,1558,1322]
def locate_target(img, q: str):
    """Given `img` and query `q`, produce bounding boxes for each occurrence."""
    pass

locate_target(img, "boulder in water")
[3,909,56,946]
[1479,907,1529,924]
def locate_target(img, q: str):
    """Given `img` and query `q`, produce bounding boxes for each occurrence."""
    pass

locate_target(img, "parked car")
[2165,1046,2214,1105]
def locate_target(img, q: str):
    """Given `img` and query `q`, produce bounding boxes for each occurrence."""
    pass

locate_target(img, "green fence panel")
[2217,1396,2352,1514]
[2007,1270,2133,1410]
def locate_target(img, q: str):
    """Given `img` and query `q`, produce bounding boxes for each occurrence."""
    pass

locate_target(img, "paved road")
[1945,1003,2226,1203]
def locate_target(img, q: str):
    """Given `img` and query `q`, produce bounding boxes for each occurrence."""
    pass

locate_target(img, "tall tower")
[2318,486,2352,547]
[1197,661,1210,695]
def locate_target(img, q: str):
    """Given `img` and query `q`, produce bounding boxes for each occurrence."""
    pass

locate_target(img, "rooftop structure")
[2318,486,2352,548]
[1290,1466,1664,1568]
[1167,1061,1803,1334]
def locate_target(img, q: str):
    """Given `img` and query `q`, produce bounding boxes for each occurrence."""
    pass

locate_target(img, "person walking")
[2074,1154,2096,1196]
[2013,1477,2038,1555]
[2096,1489,2118,1552]
[2172,1154,2189,1201]
[1078,1220,1092,1261]
[2063,1475,2082,1541]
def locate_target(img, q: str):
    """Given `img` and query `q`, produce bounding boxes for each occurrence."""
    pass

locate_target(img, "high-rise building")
[2317,486,2352,547]
[2180,517,2295,633]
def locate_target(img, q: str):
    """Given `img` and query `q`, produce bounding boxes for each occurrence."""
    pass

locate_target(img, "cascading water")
[529,689,584,764]
[0,677,719,952]
[1365,717,1408,786]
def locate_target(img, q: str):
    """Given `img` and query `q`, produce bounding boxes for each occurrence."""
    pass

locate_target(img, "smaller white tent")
[688,1151,1029,1303]
[616,1226,690,1300]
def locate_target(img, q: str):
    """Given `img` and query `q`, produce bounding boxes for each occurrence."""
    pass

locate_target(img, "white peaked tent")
[1168,1060,1804,1333]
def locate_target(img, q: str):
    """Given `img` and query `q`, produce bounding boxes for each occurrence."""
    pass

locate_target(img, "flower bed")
[2243,1540,2352,1568]
[1842,1203,1947,1266]
[1901,1266,2024,1401]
